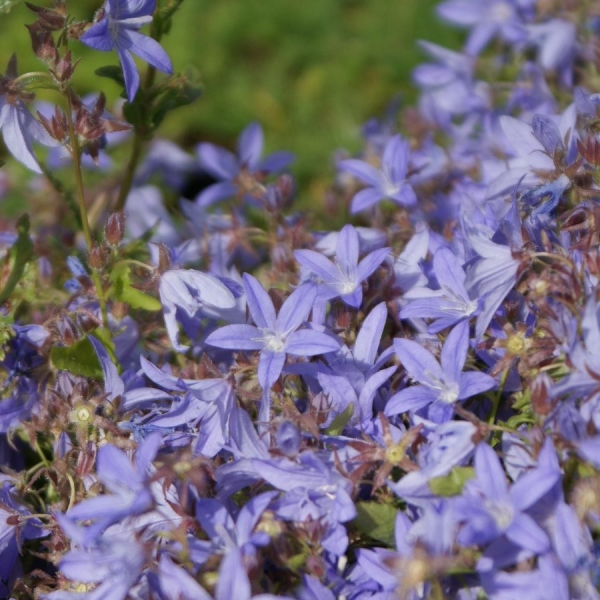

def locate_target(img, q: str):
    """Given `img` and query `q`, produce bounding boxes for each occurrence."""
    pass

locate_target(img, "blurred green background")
[0,0,458,200]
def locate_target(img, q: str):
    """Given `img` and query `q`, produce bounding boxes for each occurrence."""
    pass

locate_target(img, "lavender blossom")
[206,274,340,389]
[385,321,495,423]
[81,0,173,101]
[338,134,417,213]
[294,224,390,308]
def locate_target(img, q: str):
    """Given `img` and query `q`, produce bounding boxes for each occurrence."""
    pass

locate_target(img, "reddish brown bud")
[530,372,556,416]
[50,51,78,83]
[105,211,125,246]
[88,243,109,270]
[26,23,58,64]
[26,2,67,31]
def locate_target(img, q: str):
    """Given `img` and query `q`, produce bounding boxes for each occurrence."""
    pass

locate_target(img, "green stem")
[64,90,110,333]
[487,368,509,425]
[114,39,158,211]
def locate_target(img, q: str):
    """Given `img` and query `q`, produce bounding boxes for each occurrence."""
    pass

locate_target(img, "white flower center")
[491,2,513,23]
[439,383,460,404]
[382,176,402,198]
[485,500,514,530]
[264,333,286,352]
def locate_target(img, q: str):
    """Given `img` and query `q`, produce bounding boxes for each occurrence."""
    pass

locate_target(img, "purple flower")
[0,55,58,172]
[455,442,560,556]
[205,274,340,390]
[42,535,147,600]
[400,246,481,333]
[0,477,46,587]
[294,224,390,308]
[62,433,161,540]
[159,268,238,352]
[338,134,417,213]
[81,0,173,101]
[385,321,495,423]
[437,0,529,56]
[196,122,294,207]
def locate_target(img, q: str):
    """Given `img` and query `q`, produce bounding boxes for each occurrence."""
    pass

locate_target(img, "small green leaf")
[0,0,23,14]
[18,73,58,92]
[110,266,161,311]
[511,390,531,411]
[155,0,185,34]
[150,68,203,129]
[324,403,354,436]
[95,65,125,88]
[0,214,34,304]
[429,467,475,497]
[354,502,397,547]
[51,336,103,379]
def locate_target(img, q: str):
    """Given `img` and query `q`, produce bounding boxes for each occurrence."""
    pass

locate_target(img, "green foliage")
[0,0,459,210]
[109,265,161,311]
[354,501,398,547]
[50,335,103,379]
[0,214,34,305]
[0,0,23,14]
[429,467,475,497]
[324,403,354,436]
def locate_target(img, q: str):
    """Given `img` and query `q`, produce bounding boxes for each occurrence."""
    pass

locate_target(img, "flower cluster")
[1,0,600,599]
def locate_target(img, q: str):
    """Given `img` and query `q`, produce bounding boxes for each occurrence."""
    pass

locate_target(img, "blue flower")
[0,55,58,172]
[294,224,390,308]
[385,321,495,423]
[205,274,340,390]
[195,122,294,207]
[81,0,173,101]
[338,134,417,213]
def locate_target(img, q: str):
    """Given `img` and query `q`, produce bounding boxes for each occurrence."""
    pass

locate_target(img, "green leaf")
[429,467,475,497]
[0,0,23,14]
[324,403,354,436]
[155,0,185,35]
[95,65,125,88]
[150,67,203,129]
[354,502,397,547]
[50,336,103,379]
[110,266,161,311]
[18,73,58,92]
[0,214,34,304]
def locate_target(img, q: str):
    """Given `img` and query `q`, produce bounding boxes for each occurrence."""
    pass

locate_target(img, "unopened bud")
[88,243,108,270]
[105,211,125,246]
[26,23,58,64]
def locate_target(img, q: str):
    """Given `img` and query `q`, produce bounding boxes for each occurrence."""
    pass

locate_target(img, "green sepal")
[109,265,161,311]
[95,65,125,89]
[353,502,397,547]
[0,214,34,304]
[0,0,23,14]
[324,403,354,436]
[50,336,103,379]
[428,467,475,497]
[149,67,203,130]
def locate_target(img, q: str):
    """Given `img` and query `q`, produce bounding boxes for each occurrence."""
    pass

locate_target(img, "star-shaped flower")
[81,0,173,101]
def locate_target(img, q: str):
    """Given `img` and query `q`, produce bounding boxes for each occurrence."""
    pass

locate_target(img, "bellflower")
[62,433,162,540]
[385,321,495,423]
[338,134,418,213]
[401,246,481,333]
[159,268,238,352]
[42,536,147,600]
[455,442,561,557]
[437,0,529,56]
[0,55,58,173]
[196,122,294,207]
[80,0,173,101]
[205,274,340,390]
[294,224,390,308]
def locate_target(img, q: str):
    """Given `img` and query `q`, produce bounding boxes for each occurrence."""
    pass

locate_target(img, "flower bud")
[105,211,125,246]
